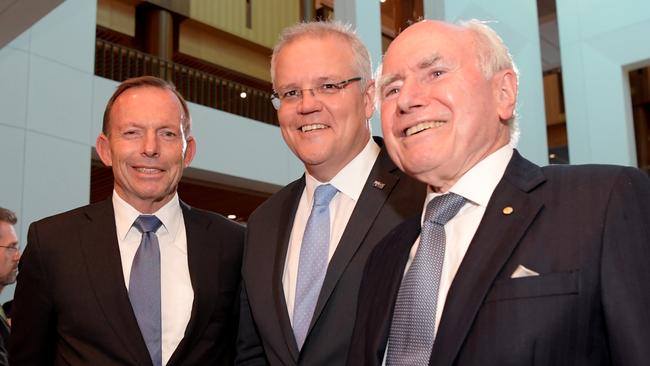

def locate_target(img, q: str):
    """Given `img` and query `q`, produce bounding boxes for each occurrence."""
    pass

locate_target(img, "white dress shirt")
[112,191,194,365]
[382,145,512,365]
[283,138,381,324]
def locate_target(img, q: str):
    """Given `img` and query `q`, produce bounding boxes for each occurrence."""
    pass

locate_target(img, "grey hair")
[270,21,372,91]
[460,19,520,146]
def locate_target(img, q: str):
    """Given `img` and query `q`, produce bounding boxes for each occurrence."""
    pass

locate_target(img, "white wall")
[557,0,650,165]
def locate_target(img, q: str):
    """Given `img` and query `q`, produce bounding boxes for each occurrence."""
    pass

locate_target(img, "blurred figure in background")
[0,207,20,366]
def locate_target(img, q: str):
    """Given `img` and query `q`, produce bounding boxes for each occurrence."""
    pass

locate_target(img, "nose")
[396,78,425,114]
[297,89,322,114]
[142,130,159,157]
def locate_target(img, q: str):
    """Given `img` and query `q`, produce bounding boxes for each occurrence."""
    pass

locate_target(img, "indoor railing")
[95,39,278,126]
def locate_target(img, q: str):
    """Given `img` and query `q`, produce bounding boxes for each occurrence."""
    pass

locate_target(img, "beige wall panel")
[96,0,136,36]
[179,21,272,82]
[189,0,299,48]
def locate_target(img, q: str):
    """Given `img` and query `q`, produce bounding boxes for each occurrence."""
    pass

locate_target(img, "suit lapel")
[273,179,305,360]
[167,202,215,365]
[78,199,152,366]
[310,148,399,328]
[430,151,546,366]
[370,217,422,365]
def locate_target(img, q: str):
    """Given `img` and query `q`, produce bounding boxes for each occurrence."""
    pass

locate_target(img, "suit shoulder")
[248,178,303,223]
[541,164,647,185]
[30,201,108,231]
[186,205,245,234]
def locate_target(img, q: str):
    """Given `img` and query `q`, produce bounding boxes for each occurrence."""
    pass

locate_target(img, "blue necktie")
[386,193,466,366]
[129,215,163,366]
[293,184,338,349]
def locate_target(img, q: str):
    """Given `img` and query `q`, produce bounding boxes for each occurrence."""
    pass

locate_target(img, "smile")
[300,124,328,133]
[134,167,163,174]
[405,121,446,136]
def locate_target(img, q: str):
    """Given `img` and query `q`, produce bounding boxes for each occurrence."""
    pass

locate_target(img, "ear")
[95,133,113,167]
[363,80,376,120]
[494,69,517,121]
[183,136,196,168]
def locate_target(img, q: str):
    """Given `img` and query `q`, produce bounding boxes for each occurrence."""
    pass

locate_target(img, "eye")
[122,129,140,138]
[383,87,399,98]
[282,89,300,99]
[160,129,178,138]
[430,70,445,78]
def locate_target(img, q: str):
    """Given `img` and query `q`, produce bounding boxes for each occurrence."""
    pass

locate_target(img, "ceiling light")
[240,92,247,99]
[227,214,237,220]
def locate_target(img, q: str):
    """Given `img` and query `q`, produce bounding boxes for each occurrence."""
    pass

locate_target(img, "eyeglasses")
[271,77,363,110]
[0,245,19,253]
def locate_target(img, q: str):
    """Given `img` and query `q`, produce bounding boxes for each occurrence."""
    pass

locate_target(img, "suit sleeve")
[601,167,650,365]
[235,282,268,366]
[9,222,57,365]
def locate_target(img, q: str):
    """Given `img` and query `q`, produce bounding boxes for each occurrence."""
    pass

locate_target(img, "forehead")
[114,86,180,110]
[275,35,356,84]
[109,86,182,127]
[383,22,472,73]
[0,222,16,244]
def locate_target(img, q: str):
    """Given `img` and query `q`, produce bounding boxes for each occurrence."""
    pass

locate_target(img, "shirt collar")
[304,137,380,202]
[424,145,513,209]
[112,191,182,241]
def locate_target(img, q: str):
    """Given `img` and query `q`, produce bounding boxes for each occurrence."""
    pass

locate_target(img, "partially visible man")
[0,207,20,366]
[10,76,244,365]
[237,21,425,366]
[348,19,650,366]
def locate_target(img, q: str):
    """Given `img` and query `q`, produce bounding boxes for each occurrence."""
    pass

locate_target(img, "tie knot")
[313,184,338,207]
[424,193,466,226]
[133,215,163,234]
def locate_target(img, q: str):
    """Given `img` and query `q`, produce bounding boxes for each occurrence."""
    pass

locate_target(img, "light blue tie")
[293,183,338,349]
[386,193,466,366]
[129,215,163,366]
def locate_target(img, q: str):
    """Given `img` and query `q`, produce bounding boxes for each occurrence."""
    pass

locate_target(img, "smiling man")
[347,20,650,366]
[236,21,425,366]
[10,76,244,366]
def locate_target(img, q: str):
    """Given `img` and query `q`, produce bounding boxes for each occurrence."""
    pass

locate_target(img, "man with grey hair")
[237,21,425,366]
[347,19,650,366]
[0,207,19,366]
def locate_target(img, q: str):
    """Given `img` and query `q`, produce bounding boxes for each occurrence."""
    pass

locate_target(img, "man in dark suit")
[347,19,650,366]
[0,207,20,366]
[236,22,425,366]
[10,76,244,365]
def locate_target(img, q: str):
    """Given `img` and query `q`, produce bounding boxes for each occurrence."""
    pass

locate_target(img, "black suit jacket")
[0,314,8,366]
[9,199,244,365]
[236,138,426,366]
[348,150,650,366]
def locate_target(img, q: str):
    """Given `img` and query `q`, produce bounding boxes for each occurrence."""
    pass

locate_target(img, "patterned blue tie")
[386,193,466,366]
[293,183,338,349]
[129,215,163,366]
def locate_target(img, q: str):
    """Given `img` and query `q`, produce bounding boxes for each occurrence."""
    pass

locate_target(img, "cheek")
[278,108,294,126]
[380,106,396,134]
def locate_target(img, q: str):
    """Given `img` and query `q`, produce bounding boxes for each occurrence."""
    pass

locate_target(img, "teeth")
[405,121,445,136]
[136,168,161,174]
[301,124,328,132]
